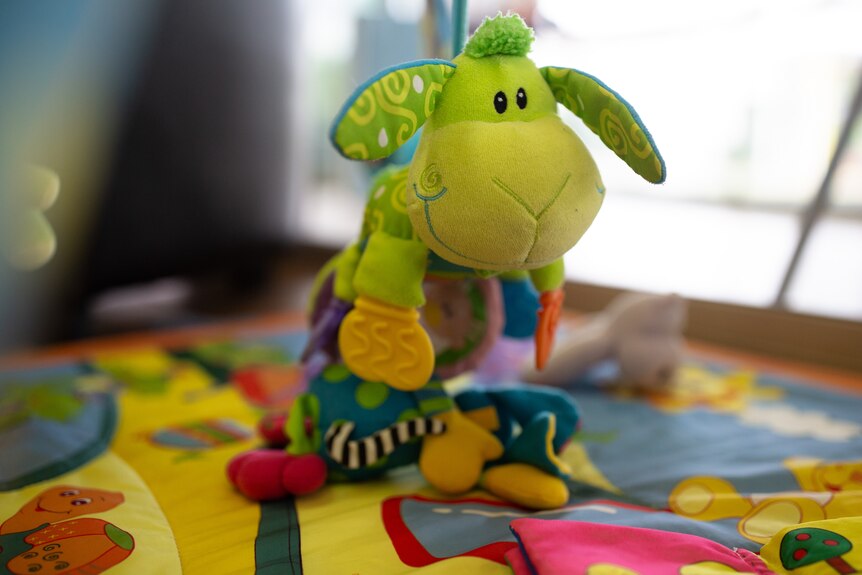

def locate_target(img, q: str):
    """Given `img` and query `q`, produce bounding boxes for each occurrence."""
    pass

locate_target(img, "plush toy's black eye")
[494,91,507,114]
[516,87,527,109]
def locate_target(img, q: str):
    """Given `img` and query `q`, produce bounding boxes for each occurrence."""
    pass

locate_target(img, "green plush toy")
[327,13,664,389]
[228,13,665,511]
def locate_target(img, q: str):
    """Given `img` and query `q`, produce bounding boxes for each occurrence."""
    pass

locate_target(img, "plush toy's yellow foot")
[482,463,569,510]
[338,296,434,391]
[420,409,504,494]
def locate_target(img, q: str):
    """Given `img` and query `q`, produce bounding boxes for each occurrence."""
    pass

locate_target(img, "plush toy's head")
[331,14,665,271]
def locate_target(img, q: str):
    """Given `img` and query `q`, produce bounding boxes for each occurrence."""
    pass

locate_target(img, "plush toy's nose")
[406,114,605,270]
[490,171,571,221]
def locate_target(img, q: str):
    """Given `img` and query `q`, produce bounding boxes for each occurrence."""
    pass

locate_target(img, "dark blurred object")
[81,0,293,300]
[1,1,298,352]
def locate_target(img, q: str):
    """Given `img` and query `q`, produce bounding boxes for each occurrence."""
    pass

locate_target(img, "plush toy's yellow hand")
[419,409,504,494]
[338,296,434,391]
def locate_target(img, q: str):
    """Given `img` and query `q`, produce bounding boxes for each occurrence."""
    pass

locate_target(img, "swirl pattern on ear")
[424,77,446,117]
[348,91,377,125]
[330,60,456,161]
[541,66,666,184]
[599,109,628,156]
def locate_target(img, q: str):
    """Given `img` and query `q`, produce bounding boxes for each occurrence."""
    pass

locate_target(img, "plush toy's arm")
[352,231,427,308]
[338,230,435,391]
[331,242,362,303]
[415,382,504,494]
[529,259,565,370]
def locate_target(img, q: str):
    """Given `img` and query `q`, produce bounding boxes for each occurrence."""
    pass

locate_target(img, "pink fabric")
[507,519,774,575]
[505,545,533,575]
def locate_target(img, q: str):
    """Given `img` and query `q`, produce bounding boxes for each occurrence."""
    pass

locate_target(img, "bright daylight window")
[289,0,862,321]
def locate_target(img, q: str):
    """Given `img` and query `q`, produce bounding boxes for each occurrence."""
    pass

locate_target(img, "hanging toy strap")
[452,0,468,56]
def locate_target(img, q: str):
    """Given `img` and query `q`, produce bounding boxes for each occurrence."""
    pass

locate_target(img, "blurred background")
[1,0,861,363]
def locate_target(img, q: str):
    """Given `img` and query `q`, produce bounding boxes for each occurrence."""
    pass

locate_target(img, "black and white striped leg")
[324,416,446,470]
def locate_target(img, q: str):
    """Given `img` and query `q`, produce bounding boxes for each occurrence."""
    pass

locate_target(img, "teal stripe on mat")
[256,498,302,574]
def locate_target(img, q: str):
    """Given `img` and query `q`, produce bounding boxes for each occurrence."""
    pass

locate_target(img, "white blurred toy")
[523,292,687,389]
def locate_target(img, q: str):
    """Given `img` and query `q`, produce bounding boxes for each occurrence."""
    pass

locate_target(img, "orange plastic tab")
[535,288,564,371]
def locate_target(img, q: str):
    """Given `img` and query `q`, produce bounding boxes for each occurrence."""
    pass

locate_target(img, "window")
[288,0,862,320]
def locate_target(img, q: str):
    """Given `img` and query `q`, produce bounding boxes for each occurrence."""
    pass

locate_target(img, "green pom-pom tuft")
[464,13,534,58]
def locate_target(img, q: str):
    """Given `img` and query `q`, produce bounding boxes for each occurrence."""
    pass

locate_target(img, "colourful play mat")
[1,325,861,574]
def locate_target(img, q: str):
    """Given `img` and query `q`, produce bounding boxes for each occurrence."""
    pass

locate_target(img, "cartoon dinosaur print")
[4,518,133,575]
[1,486,124,535]
[1,486,134,575]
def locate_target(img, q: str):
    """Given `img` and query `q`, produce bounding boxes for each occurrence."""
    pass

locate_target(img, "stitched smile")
[413,183,448,202]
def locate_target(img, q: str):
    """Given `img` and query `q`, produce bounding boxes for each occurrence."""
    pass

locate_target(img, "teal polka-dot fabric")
[355,381,389,409]
[311,367,424,480]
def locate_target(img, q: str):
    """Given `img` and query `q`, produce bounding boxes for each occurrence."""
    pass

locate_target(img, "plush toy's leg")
[499,275,540,339]
[495,387,579,452]
[482,463,569,510]
[227,450,327,501]
[456,386,579,452]
[482,412,572,509]
[499,412,571,476]
[456,387,579,510]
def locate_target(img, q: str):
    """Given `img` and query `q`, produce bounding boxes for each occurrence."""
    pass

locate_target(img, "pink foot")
[228,450,292,501]
[282,454,327,495]
[227,450,327,501]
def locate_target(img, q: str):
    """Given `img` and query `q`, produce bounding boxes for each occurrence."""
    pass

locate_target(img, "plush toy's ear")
[540,66,666,184]
[330,59,456,161]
